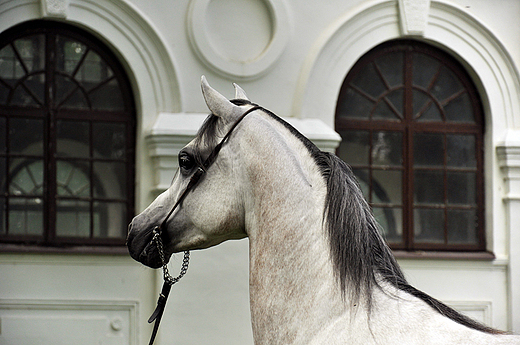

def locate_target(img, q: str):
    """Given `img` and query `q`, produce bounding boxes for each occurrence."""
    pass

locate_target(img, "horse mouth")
[136,241,164,269]
[127,226,164,269]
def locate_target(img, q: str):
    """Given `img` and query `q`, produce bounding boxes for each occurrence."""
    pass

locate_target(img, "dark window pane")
[375,52,403,87]
[93,201,126,238]
[412,90,430,119]
[55,74,89,109]
[445,93,475,123]
[447,172,476,205]
[372,170,402,204]
[13,35,45,73]
[0,157,5,194]
[57,120,90,157]
[9,159,44,196]
[56,160,90,197]
[0,83,9,104]
[412,53,439,89]
[62,89,89,109]
[337,87,373,119]
[76,50,109,84]
[0,45,26,82]
[337,130,369,165]
[352,168,369,200]
[431,66,464,102]
[372,131,402,166]
[413,89,442,121]
[447,209,478,244]
[93,123,126,159]
[447,134,476,168]
[56,200,90,237]
[11,85,41,107]
[8,197,43,235]
[0,117,5,152]
[373,206,402,244]
[56,36,88,75]
[373,99,399,121]
[414,208,444,243]
[414,133,444,167]
[0,197,5,234]
[414,170,444,205]
[0,44,20,83]
[1,35,46,105]
[24,74,45,105]
[421,101,442,122]
[9,118,44,155]
[93,161,126,199]
[90,79,124,110]
[384,88,404,118]
[351,62,387,98]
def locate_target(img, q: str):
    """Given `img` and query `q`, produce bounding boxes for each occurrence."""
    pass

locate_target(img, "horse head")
[127,77,257,268]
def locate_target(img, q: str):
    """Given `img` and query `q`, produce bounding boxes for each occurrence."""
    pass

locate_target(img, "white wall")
[1,0,520,343]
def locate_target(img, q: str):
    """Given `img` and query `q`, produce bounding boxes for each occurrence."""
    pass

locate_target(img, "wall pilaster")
[497,130,520,332]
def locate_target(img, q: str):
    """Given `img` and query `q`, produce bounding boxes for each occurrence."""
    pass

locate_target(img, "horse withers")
[127,77,520,344]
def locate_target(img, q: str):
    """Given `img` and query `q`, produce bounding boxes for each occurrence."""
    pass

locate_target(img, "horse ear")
[201,76,241,120]
[233,83,250,101]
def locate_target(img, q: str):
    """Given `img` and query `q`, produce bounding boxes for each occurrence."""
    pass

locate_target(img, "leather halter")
[147,105,262,345]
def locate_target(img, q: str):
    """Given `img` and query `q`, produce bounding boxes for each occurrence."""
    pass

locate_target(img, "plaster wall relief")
[40,0,69,18]
[0,299,137,344]
[398,0,430,35]
[187,0,290,80]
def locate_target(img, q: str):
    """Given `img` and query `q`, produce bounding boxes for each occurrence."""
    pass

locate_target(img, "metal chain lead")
[152,226,190,286]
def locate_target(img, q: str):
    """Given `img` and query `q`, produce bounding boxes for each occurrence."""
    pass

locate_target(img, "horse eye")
[179,152,195,172]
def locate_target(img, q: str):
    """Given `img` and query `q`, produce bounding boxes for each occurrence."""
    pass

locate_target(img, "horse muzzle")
[127,222,164,269]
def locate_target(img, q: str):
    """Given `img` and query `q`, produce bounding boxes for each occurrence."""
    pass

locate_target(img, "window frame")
[0,20,136,248]
[335,40,485,252]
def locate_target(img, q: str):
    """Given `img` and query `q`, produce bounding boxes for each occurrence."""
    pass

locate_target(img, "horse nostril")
[126,223,135,246]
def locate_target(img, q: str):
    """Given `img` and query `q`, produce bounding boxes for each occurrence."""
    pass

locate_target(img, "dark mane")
[195,102,501,334]
[260,107,501,334]
[192,114,219,167]
[314,151,502,334]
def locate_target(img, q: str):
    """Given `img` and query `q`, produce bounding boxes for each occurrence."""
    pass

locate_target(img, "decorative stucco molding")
[187,0,290,80]
[295,0,520,129]
[41,0,68,18]
[398,0,430,36]
[146,112,341,193]
[0,299,138,344]
[0,0,182,118]
[146,113,208,193]
[497,130,520,200]
[496,129,520,332]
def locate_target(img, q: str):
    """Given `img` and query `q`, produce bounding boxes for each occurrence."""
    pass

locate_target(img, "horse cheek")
[191,177,245,242]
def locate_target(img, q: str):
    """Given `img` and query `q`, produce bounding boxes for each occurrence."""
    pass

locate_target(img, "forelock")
[192,99,254,166]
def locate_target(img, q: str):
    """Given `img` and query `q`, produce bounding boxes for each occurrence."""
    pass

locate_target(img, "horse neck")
[236,119,517,345]
[240,122,351,343]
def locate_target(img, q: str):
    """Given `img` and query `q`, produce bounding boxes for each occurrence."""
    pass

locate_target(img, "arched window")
[0,21,135,247]
[336,40,484,251]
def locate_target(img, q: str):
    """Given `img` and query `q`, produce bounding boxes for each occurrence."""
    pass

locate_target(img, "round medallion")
[188,0,290,80]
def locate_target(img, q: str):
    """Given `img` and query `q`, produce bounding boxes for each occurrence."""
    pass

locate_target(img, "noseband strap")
[147,104,262,345]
